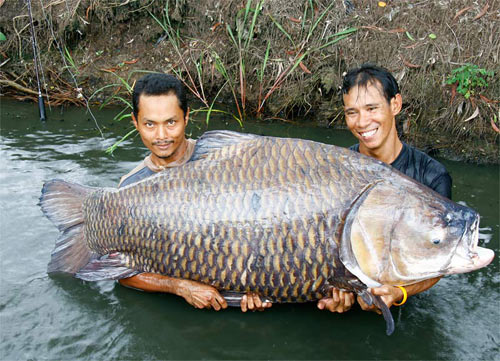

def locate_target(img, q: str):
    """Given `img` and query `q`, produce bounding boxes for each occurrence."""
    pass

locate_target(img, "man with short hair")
[118,73,270,312]
[318,64,451,314]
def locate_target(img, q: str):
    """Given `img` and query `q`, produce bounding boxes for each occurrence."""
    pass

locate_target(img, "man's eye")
[167,120,176,125]
[145,122,154,127]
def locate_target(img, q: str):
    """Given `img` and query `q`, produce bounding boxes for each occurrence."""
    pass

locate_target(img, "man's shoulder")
[403,143,448,174]
[118,158,154,188]
[349,143,360,152]
[399,143,452,198]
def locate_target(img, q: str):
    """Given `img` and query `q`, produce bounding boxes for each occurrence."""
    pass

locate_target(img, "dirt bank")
[0,0,498,163]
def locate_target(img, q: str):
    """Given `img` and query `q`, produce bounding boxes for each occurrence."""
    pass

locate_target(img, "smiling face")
[132,93,189,167]
[343,81,403,163]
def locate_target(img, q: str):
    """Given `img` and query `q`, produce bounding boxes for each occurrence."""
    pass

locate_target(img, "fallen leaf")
[464,107,480,122]
[479,94,499,104]
[388,28,406,33]
[289,17,301,23]
[428,33,437,39]
[378,1,387,7]
[450,83,457,104]
[299,61,311,74]
[453,6,472,21]
[400,57,421,68]
[211,22,222,31]
[473,3,489,20]
[123,58,139,64]
[491,118,500,133]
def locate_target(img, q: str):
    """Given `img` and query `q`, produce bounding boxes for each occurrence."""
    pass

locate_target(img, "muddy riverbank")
[0,0,498,163]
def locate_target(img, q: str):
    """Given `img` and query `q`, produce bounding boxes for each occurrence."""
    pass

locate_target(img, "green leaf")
[428,33,437,39]
[405,31,415,41]
[0,32,6,42]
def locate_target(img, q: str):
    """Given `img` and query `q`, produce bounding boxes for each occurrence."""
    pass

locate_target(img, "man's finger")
[215,292,228,309]
[241,294,248,312]
[211,297,221,311]
[247,293,255,310]
[253,294,262,309]
[332,289,340,303]
[343,292,353,309]
[263,301,272,309]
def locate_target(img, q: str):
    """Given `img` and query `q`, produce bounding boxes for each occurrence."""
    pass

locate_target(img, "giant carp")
[40,131,494,335]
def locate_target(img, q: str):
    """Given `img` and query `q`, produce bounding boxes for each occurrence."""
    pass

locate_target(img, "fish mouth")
[445,216,494,274]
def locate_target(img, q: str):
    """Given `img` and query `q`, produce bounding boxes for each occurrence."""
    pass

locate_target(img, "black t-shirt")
[349,143,452,199]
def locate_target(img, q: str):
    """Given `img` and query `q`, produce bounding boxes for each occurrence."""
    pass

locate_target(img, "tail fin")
[40,179,98,275]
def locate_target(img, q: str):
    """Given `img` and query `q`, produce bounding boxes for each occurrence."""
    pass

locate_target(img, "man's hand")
[240,292,272,312]
[357,277,441,314]
[317,288,355,313]
[357,285,403,314]
[177,279,228,311]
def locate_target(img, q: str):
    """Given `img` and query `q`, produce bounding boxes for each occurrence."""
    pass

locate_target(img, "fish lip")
[445,214,494,274]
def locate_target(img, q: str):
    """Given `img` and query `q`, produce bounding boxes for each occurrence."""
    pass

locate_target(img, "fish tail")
[39,179,97,275]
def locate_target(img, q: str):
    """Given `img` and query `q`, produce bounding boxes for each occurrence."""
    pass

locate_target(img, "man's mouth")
[154,140,174,148]
[359,128,378,138]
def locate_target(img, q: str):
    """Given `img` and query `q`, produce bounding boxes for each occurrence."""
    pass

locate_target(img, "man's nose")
[358,110,371,128]
[156,124,168,139]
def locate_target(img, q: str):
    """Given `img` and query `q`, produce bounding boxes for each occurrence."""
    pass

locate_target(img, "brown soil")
[0,0,498,163]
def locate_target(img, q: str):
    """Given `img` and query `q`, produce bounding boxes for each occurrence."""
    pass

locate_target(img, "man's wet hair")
[341,64,400,104]
[132,73,187,118]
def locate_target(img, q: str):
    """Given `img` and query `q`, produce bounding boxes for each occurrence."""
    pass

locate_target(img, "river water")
[0,98,498,360]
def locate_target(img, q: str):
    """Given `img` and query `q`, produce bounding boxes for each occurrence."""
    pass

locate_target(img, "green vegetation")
[62,46,79,75]
[447,64,495,99]
[1,0,498,163]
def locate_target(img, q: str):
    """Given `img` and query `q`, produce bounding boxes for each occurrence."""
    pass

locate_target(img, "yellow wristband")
[393,286,408,306]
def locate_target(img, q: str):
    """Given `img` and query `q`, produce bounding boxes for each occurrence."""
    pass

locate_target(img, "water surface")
[0,98,498,360]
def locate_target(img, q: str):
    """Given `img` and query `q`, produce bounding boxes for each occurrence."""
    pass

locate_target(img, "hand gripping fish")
[40,131,494,335]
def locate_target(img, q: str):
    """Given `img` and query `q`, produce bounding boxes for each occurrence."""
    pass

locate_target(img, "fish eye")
[432,239,441,245]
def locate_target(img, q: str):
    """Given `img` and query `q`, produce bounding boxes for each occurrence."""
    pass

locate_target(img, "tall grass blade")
[269,14,295,47]
[106,128,137,155]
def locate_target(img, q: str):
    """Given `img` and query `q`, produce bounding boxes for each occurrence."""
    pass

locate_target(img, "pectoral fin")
[75,253,139,281]
[358,289,395,336]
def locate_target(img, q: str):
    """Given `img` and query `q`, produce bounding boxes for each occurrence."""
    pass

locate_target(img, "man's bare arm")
[119,273,228,310]
[119,273,272,311]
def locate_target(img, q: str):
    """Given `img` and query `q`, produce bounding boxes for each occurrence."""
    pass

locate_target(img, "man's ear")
[184,107,190,125]
[391,93,403,116]
[131,112,138,129]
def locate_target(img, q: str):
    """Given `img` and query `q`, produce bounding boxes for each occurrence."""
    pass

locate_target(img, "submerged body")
[40,131,494,334]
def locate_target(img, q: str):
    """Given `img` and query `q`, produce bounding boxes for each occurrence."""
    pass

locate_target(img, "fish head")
[340,180,494,287]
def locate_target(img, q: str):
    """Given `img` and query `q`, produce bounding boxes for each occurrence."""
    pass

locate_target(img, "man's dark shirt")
[349,142,452,199]
[119,166,155,188]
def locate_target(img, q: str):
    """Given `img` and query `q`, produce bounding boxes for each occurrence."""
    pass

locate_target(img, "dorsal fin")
[190,130,260,161]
